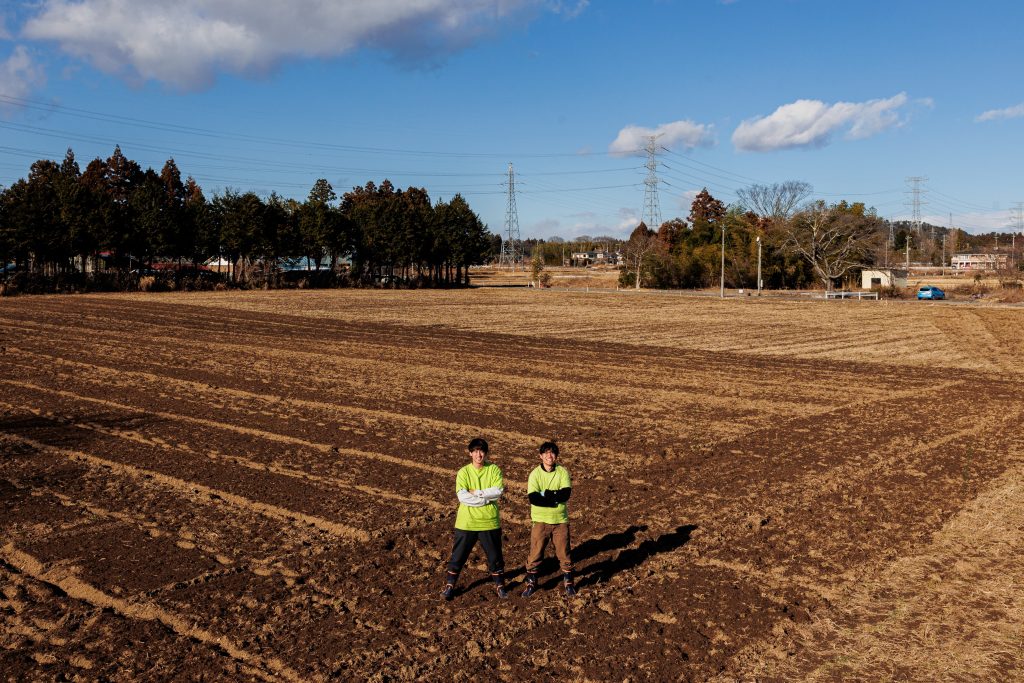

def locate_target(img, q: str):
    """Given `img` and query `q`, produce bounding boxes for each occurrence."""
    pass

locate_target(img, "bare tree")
[530,246,544,287]
[737,181,813,224]
[783,201,881,291]
[624,223,658,290]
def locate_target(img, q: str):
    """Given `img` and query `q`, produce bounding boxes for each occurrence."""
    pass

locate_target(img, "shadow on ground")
[576,524,697,588]
[457,523,697,595]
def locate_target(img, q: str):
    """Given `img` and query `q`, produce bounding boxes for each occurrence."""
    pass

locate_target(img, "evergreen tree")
[299,179,337,271]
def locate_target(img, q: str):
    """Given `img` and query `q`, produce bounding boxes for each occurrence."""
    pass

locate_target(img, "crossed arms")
[527,487,571,508]
[459,485,570,507]
[457,486,504,507]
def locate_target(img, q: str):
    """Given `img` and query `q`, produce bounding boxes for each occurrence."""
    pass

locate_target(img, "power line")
[0,119,644,200]
[659,146,765,185]
[660,144,901,199]
[6,92,1015,238]
[657,167,740,202]
[522,177,636,213]
[1011,202,1024,233]
[0,93,643,160]
[928,187,995,213]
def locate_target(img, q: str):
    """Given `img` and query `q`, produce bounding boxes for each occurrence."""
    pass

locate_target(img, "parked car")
[917,285,945,300]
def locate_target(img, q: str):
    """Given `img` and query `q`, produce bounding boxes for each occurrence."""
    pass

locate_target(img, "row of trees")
[0,147,494,287]
[5,147,1015,293]
[621,186,825,290]
[619,182,999,291]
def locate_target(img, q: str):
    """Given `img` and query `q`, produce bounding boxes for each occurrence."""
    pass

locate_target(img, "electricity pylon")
[642,136,662,231]
[498,162,522,270]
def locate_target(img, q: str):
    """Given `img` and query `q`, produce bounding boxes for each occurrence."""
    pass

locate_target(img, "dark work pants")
[446,528,504,576]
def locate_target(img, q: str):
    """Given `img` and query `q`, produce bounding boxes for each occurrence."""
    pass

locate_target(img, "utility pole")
[642,136,663,232]
[906,233,911,279]
[720,223,726,298]
[756,235,762,296]
[905,176,928,235]
[498,162,522,271]
[1011,203,1023,269]
[884,222,890,269]
[948,212,954,272]
[942,234,946,276]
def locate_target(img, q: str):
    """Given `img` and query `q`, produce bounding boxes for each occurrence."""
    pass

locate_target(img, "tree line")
[618,182,1016,292]
[5,148,1014,294]
[0,147,494,289]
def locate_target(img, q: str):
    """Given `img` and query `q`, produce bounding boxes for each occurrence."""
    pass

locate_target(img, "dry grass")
[752,462,1024,681]
[470,265,619,289]
[140,288,1024,374]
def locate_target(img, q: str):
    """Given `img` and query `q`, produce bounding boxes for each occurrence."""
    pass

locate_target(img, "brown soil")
[2,290,1022,681]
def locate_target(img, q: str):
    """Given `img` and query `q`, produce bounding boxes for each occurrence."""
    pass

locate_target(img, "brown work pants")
[526,522,572,574]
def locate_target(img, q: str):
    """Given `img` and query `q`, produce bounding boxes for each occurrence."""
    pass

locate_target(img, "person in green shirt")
[522,440,575,598]
[442,438,507,601]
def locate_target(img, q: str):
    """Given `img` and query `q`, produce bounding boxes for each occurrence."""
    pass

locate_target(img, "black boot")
[441,570,459,601]
[563,571,576,597]
[522,571,537,598]
[493,571,508,599]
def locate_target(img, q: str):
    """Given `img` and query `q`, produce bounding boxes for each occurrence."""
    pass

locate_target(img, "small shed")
[861,268,907,289]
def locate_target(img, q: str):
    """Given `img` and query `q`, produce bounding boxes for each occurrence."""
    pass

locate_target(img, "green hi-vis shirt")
[455,463,503,531]
[527,464,571,524]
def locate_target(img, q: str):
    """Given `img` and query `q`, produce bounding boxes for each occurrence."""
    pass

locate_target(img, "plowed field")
[2,290,1023,681]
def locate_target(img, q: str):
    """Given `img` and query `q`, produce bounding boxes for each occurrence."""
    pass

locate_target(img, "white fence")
[824,290,879,301]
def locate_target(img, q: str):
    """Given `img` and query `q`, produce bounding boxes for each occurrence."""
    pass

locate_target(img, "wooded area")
[0,147,494,291]
[618,184,1011,292]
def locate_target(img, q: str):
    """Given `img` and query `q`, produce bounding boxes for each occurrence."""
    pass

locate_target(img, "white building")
[569,250,622,267]
[861,268,908,289]
[951,253,1009,271]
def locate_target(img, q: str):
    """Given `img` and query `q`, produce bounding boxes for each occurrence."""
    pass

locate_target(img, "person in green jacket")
[442,438,507,601]
[522,440,575,597]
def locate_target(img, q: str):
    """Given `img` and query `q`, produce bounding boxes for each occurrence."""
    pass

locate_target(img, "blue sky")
[2,0,1023,238]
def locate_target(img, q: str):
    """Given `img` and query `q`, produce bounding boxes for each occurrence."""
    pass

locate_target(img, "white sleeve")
[457,489,487,507]
[478,486,504,503]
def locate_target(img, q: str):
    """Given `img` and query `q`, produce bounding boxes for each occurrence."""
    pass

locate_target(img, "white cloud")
[609,120,715,157]
[975,103,1024,123]
[0,46,46,111]
[547,1,589,19]
[616,215,640,232]
[732,92,909,152]
[22,0,559,90]
[528,217,561,236]
[918,212,1016,234]
[885,210,1015,234]
[551,208,638,239]
[676,189,700,210]
[0,16,10,40]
